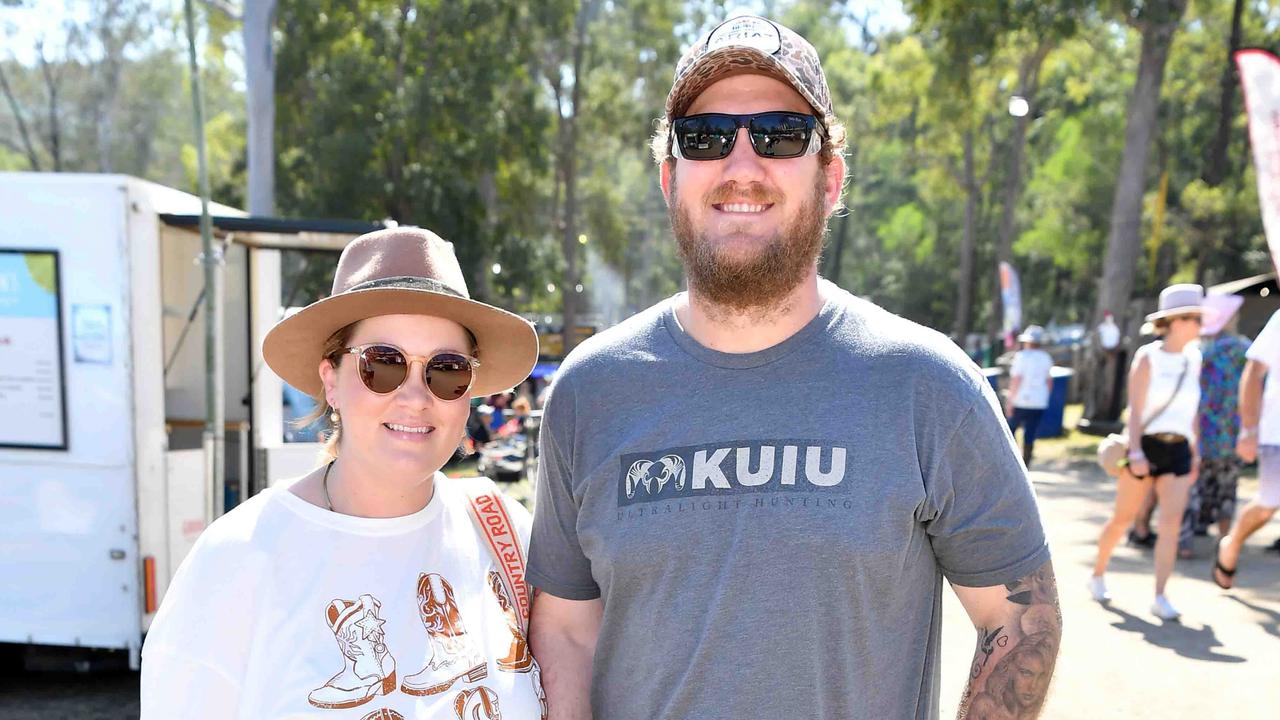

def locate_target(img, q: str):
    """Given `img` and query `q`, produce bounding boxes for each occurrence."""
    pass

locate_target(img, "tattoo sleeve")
[957,559,1061,720]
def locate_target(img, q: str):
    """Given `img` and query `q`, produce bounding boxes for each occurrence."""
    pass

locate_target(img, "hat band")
[345,275,466,298]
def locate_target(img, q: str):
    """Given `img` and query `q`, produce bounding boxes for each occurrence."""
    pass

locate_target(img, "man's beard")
[669,171,829,314]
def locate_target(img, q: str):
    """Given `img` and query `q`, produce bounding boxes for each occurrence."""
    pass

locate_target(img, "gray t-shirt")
[528,283,1050,720]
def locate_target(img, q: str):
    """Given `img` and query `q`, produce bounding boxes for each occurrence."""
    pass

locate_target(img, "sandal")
[1212,537,1236,590]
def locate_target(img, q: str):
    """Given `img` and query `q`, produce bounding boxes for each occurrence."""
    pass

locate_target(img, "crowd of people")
[1017,283,1275,622]
[1010,283,1277,622]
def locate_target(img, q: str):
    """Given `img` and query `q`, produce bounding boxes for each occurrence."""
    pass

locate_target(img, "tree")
[1093,0,1188,324]
[1084,0,1186,424]
[275,0,564,306]
[244,0,276,215]
[0,0,244,199]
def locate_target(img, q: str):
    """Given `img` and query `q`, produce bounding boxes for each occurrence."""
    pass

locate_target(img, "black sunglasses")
[671,111,824,161]
[334,344,480,401]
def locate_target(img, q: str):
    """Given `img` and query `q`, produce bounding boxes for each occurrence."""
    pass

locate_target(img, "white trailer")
[0,172,372,668]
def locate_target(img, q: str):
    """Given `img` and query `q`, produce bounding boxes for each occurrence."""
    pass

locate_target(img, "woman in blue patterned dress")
[1180,295,1249,556]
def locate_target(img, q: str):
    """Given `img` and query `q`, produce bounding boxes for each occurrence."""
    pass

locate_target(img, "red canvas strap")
[463,482,530,633]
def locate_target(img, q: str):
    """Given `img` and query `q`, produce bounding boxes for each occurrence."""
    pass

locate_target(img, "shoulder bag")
[1097,356,1188,477]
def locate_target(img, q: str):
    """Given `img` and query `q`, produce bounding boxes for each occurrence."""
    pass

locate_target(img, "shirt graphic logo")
[625,455,687,498]
[618,441,849,507]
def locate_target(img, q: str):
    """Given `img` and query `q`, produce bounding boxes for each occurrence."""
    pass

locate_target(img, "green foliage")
[0,0,244,196]
[1018,116,1106,275]
[3,0,1273,341]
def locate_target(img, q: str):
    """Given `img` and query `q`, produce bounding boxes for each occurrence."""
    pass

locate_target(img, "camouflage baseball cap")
[666,15,836,127]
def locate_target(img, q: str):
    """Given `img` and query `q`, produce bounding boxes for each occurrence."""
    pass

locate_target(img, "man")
[1005,325,1055,466]
[1097,311,1121,352]
[1094,311,1127,423]
[1214,308,1280,588]
[527,15,1060,720]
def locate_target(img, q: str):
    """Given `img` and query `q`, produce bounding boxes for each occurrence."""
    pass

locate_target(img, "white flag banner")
[1236,49,1280,274]
[1000,261,1022,336]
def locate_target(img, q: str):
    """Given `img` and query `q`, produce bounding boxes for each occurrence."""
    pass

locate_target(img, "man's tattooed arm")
[953,559,1061,720]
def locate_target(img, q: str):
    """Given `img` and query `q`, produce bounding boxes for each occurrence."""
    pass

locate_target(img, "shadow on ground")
[1099,605,1246,663]
[1228,595,1280,640]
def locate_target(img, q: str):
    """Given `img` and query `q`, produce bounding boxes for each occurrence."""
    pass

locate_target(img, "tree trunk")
[0,64,41,170]
[382,0,416,223]
[559,0,597,356]
[244,0,277,215]
[475,169,499,303]
[954,128,977,340]
[1205,0,1244,187]
[37,42,63,171]
[1085,0,1187,425]
[1093,1,1186,325]
[1192,0,1243,283]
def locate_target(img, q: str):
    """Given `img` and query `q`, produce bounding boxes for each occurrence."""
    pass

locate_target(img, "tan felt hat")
[262,227,537,398]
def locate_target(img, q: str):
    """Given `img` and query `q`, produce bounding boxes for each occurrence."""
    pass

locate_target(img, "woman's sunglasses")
[334,344,480,401]
[671,111,824,161]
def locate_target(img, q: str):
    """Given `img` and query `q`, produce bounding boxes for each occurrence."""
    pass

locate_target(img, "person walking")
[1214,307,1280,588]
[1090,284,1204,620]
[526,15,1058,720]
[1178,294,1248,558]
[1006,325,1055,466]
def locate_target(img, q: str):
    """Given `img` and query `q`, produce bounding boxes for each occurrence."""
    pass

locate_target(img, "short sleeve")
[918,393,1051,588]
[1247,311,1280,368]
[527,377,601,600]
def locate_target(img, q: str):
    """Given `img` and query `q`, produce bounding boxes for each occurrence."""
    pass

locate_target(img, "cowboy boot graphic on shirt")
[486,570,533,672]
[359,710,405,720]
[402,573,488,696]
[453,686,502,719]
[308,594,398,710]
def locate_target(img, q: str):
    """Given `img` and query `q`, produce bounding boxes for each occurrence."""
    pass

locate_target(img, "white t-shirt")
[1247,310,1280,445]
[1098,320,1120,350]
[1010,348,1054,409]
[141,474,546,720]
[1133,341,1201,440]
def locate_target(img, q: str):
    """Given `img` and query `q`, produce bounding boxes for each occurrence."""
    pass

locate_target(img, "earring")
[330,409,341,425]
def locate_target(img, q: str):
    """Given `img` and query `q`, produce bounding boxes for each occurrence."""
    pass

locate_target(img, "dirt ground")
[5,424,1277,719]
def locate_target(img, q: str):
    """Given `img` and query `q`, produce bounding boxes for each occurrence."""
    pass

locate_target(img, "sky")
[1,0,910,125]
[2,0,185,65]
[2,0,910,68]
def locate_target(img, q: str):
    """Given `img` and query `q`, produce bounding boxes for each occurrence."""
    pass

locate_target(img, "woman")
[1182,294,1248,558]
[141,228,547,719]
[1089,284,1204,621]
